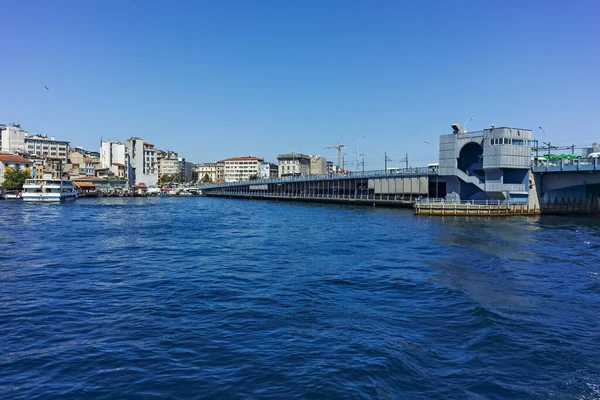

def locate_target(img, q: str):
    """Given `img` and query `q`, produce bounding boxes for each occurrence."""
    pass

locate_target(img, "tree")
[249,174,260,180]
[201,173,212,183]
[159,174,176,186]
[192,170,199,183]
[2,165,31,190]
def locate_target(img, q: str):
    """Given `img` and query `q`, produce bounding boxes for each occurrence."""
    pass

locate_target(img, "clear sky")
[1,0,599,168]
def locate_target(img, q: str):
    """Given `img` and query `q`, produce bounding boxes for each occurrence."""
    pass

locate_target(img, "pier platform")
[414,200,540,216]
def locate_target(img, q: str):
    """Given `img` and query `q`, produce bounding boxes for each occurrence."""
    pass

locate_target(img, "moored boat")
[22,178,77,202]
[4,190,22,200]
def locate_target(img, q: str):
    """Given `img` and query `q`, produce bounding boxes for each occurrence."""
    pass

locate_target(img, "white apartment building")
[100,140,127,176]
[223,156,263,182]
[125,138,158,187]
[159,156,180,177]
[197,161,224,183]
[277,153,311,177]
[157,150,177,178]
[25,134,70,165]
[156,151,193,181]
[260,162,279,179]
[0,124,27,154]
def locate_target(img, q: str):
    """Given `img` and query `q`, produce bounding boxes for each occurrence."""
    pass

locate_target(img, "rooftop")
[0,154,32,163]
[278,153,310,159]
[225,156,264,162]
[73,182,97,188]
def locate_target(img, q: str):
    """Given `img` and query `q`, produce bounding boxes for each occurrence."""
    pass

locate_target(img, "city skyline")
[1,0,599,168]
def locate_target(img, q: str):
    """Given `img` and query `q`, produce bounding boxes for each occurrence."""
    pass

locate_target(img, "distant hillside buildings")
[2,122,338,188]
[195,153,330,184]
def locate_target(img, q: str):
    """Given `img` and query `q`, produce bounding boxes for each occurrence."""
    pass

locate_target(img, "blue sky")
[1,0,599,168]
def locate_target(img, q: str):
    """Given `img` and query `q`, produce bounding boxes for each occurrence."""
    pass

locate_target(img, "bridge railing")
[415,198,510,206]
[202,191,421,202]
[532,157,600,173]
[200,166,438,190]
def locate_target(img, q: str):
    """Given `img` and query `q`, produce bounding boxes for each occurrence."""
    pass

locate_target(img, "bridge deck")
[200,167,436,190]
[533,160,600,173]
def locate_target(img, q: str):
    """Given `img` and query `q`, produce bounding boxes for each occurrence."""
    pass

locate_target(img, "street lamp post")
[463,117,474,133]
[357,136,365,172]
[424,141,433,163]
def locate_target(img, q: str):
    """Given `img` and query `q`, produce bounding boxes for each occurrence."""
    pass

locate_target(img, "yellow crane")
[324,141,346,171]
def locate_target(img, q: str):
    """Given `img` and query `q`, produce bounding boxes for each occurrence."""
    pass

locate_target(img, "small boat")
[4,190,22,200]
[22,178,77,202]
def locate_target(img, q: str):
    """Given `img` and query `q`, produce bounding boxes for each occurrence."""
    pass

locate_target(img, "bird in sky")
[44,85,50,91]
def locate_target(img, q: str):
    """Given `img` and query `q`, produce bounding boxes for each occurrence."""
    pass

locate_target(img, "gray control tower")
[438,124,533,203]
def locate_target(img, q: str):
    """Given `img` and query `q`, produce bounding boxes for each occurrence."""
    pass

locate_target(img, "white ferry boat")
[22,178,77,202]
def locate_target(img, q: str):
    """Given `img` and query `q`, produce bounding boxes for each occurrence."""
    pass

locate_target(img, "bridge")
[200,167,441,207]
[199,155,600,213]
[533,158,600,203]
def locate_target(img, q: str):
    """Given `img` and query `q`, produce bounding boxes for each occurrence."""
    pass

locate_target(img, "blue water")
[1,197,599,399]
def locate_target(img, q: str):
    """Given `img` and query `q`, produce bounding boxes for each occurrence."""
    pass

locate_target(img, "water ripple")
[1,198,600,399]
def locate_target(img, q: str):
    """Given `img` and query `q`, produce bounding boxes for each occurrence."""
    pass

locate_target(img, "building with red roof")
[0,153,33,186]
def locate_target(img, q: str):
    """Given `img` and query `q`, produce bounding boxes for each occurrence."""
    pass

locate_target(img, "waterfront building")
[438,125,533,203]
[0,154,33,186]
[197,161,224,183]
[158,150,180,178]
[125,138,158,187]
[100,140,127,177]
[25,154,67,180]
[25,134,70,165]
[0,124,28,154]
[69,149,99,178]
[260,162,279,179]
[277,153,310,177]
[180,158,194,182]
[156,151,193,182]
[327,161,339,174]
[223,156,263,182]
[310,155,328,175]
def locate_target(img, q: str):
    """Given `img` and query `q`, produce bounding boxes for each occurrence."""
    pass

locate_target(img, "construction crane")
[324,141,346,171]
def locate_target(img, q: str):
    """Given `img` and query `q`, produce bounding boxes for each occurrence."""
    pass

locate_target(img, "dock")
[413,200,540,216]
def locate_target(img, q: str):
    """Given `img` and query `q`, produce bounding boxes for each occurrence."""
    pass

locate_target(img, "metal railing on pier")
[415,198,510,206]
[204,191,428,202]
